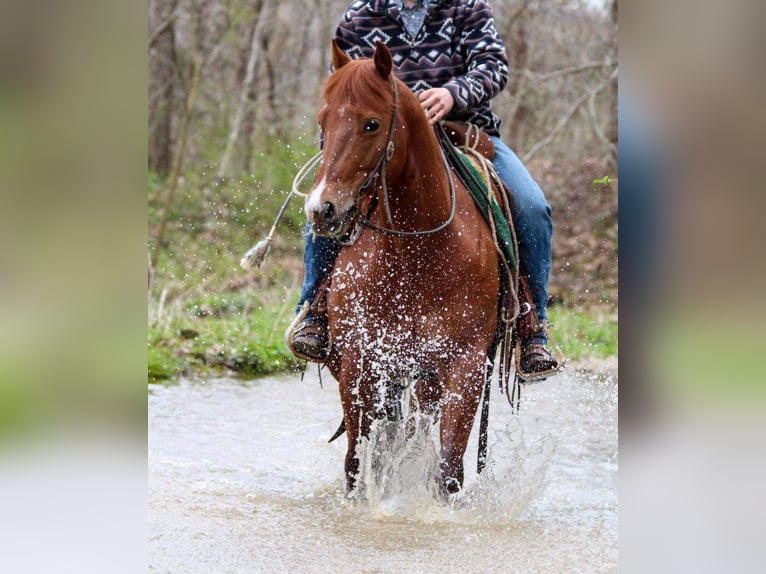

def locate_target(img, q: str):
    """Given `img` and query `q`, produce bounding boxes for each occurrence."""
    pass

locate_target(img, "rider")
[291,0,559,378]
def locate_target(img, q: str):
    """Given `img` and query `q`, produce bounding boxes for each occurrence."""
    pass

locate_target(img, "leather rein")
[339,77,456,245]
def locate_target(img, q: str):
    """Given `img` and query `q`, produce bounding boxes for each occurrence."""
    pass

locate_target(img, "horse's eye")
[364,119,380,133]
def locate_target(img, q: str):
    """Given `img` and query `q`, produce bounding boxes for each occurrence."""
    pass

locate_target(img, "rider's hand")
[419,88,454,125]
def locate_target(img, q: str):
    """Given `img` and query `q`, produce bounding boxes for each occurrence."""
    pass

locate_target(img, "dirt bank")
[529,157,617,311]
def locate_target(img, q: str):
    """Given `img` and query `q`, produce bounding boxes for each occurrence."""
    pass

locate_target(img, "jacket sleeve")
[443,0,509,112]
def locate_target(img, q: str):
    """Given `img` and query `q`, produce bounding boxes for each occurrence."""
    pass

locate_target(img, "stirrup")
[515,322,565,383]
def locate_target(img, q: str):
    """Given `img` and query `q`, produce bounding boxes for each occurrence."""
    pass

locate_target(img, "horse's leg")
[413,372,443,416]
[438,352,486,494]
[342,398,362,493]
[338,362,378,494]
[338,366,364,493]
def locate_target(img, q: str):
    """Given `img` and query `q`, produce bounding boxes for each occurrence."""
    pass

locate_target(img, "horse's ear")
[373,41,393,79]
[331,39,351,71]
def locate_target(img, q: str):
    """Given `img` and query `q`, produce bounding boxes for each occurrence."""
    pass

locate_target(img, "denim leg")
[297,223,341,315]
[490,137,553,342]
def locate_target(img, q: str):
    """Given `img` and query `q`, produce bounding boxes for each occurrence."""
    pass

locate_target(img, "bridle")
[338,76,456,245]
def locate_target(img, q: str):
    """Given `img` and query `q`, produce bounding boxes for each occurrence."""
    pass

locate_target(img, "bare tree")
[147,0,618,179]
[217,0,267,179]
[150,0,232,272]
[607,0,618,153]
[148,0,179,176]
[502,1,532,151]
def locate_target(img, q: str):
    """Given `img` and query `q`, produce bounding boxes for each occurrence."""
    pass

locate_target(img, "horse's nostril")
[321,201,335,222]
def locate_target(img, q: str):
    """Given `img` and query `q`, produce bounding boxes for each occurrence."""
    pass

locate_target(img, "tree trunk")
[148,0,178,177]
[260,28,281,141]
[239,89,257,174]
[505,5,529,152]
[607,0,618,153]
[217,0,267,179]
[151,54,204,274]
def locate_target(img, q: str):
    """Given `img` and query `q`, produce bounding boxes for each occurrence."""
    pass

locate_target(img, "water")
[149,367,617,572]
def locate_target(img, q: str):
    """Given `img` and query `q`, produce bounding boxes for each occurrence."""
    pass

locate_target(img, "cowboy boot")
[291,271,332,362]
[515,274,560,380]
[291,317,330,362]
[519,339,559,376]
[290,229,338,362]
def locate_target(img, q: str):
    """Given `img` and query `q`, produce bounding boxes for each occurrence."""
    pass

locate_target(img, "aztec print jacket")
[334,0,509,136]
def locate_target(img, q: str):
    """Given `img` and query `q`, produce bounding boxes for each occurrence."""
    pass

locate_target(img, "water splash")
[150,375,617,572]
[350,413,557,524]
[354,415,443,515]
[456,419,557,524]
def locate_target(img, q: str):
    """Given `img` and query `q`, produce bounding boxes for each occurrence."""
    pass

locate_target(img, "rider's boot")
[290,228,339,362]
[519,336,559,378]
[292,315,330,362]
[515,275,561,381]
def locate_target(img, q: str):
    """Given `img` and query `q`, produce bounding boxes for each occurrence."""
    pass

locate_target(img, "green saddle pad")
[441,141,517,272]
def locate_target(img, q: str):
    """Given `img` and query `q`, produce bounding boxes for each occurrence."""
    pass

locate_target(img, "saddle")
[435,122,544,343]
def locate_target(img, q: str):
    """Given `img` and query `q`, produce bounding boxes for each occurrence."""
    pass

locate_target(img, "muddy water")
[149,368,617,572]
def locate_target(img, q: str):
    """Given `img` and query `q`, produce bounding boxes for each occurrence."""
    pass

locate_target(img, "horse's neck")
[382,120,451,230]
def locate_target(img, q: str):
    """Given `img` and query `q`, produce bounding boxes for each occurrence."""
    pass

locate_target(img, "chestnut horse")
[305,41,500,495]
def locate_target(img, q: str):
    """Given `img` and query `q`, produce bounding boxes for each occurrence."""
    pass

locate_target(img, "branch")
[506,61,610,107]
[587,79,618,166]
[148,0,179,49]
[522,67,618,163]
[503,0,532,38]
[508,61,608,83]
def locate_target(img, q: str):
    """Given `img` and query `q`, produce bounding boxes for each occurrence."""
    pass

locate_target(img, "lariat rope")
[239,151,322,270]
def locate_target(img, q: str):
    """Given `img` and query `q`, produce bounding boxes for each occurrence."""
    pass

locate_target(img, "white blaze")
[305,176,327,220]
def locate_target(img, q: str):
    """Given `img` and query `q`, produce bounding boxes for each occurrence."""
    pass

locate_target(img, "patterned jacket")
[335,0,509,136]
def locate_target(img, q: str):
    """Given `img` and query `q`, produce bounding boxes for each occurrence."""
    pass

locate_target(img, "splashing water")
[351,412,557,524]
[354,415,444,514]
[149,369,617,572]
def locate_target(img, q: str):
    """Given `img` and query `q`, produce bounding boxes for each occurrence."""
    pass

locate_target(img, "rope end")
[239,237,272,270]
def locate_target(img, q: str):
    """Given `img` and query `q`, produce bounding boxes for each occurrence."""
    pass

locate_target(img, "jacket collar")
[368,0,445,16]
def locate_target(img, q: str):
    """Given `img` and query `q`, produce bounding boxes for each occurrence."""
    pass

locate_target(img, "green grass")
[547,305,618,361]
[146,295,618,382]
[148,139,618,381]
[148,137,315,381]
[148,288,303,382]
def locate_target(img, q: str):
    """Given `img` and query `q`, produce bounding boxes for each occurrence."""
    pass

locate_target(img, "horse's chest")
[328,257,445,349]
[329,254,436,317]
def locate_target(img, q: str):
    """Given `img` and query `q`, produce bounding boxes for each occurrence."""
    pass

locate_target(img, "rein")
[355,78,399,202]
[348,78,457,241]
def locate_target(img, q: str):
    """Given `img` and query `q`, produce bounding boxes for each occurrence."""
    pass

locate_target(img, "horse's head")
[305,41,400,238]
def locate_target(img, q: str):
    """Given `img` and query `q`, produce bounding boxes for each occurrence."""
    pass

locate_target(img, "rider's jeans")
[297,226,340,316]
[298,137,553,343]
[490,136,553,338]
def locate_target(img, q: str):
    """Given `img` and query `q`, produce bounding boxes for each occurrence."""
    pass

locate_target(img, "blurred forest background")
[147,0,618,379]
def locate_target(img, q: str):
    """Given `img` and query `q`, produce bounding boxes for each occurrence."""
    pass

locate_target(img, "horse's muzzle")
[308,201,357,238]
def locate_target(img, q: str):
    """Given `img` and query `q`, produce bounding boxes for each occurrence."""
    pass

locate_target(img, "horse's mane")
[323,60,394,110]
